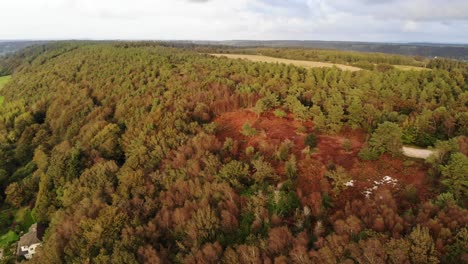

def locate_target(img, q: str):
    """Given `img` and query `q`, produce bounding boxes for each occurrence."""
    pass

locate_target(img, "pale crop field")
[210,54,429,72]
[210,54,362,72]
[393,65,429,71]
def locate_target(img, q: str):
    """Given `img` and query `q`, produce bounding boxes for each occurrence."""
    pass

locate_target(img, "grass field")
[0,231,19,248]
[210,54,362,71]
[0,75,11,90]
[393,65,429,71]
[210,54,428,72]
[0,75,10,105]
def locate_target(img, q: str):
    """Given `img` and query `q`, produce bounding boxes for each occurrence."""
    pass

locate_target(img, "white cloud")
[402,21,419,32]
[0,0,467,43]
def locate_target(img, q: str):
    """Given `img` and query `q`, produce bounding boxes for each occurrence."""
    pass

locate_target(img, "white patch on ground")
[363,176,398,198]
[344,180,355,187]
[303,206,311,216]
[402,146,437,159]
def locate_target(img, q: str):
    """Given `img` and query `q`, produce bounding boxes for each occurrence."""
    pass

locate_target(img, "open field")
[0,231,19,248]
[210,54,428,72]
[0,75,10,105]
[210,53,362,71]
[393,65,429,71]
[0,75,11,90]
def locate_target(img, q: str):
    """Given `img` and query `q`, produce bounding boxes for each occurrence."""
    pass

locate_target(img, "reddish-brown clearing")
[214,109,431,210]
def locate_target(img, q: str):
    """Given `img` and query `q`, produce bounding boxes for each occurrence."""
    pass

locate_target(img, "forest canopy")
[0,42,466,263]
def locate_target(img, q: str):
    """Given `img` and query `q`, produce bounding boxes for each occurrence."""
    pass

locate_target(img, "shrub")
[223,137,234,153]
[403,185,420,204]
[414,132,438,147]
[376,63,395,72]
[274,109,287,118]
[203,122,217,134]
[241,122,257,137]
[245,146,255,156]
[276,140,293,161]
[352,61,375,70]
[304,133,317,148]
[268,190,301,217]
[296,125,307,133]
[252,158,278,183]
[254,94,280,116]
[321,194,333,210]
[285,155,297,180]
[325,166,352,195]
[358,146,380,161]
[218,160,250,189]
[343,139,352,152]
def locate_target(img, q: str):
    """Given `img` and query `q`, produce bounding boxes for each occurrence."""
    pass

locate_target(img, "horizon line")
[0,39,468,46]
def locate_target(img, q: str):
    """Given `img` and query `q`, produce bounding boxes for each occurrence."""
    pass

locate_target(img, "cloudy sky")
[1,0,468,43]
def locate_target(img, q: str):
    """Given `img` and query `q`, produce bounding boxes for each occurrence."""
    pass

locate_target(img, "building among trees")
[16,224,44,260]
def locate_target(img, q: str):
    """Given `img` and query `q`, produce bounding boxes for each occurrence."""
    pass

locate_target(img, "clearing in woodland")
[214,109,431,209]
[210,53,362,71]
[210,54,428,72]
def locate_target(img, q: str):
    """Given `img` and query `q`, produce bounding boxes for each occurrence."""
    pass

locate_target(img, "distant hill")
[0,41,49,56]
[3,40,467,61]
[192,40,468,61]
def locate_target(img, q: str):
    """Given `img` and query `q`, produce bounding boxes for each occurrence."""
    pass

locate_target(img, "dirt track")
[402,146,436,159]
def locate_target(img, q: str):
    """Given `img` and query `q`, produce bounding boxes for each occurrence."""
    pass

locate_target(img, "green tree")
[217,160,250,189]
[347,97,364,129]
[440,153,468,200]
[324,91,344,133]
[5,182,25,207]
[273,109,286,118]
[310,105,327,132]
[252,158,278,183]
[443,227,468,263]
[240,122,257,137]
[91,123,122,159]
[285,95,309,120]
[304,133,318,148]
[408,225,438,264]
[285,155,298,180]
[254,93,279,116]
[368,122,403,156]
[326,104,344,133]
[325,166,352,195]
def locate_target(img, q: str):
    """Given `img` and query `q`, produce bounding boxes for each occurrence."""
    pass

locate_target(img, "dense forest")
[0,42,466,263]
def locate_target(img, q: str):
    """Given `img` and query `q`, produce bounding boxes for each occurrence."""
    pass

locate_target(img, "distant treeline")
[193,40,468,61]
[0,41,49,56]
[162,41,468,71]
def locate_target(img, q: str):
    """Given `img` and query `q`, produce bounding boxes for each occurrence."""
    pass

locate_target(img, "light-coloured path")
[402,146,436,159]
[210,53,362,72]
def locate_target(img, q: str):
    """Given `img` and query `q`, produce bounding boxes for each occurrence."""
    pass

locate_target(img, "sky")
[1,0,468,43]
